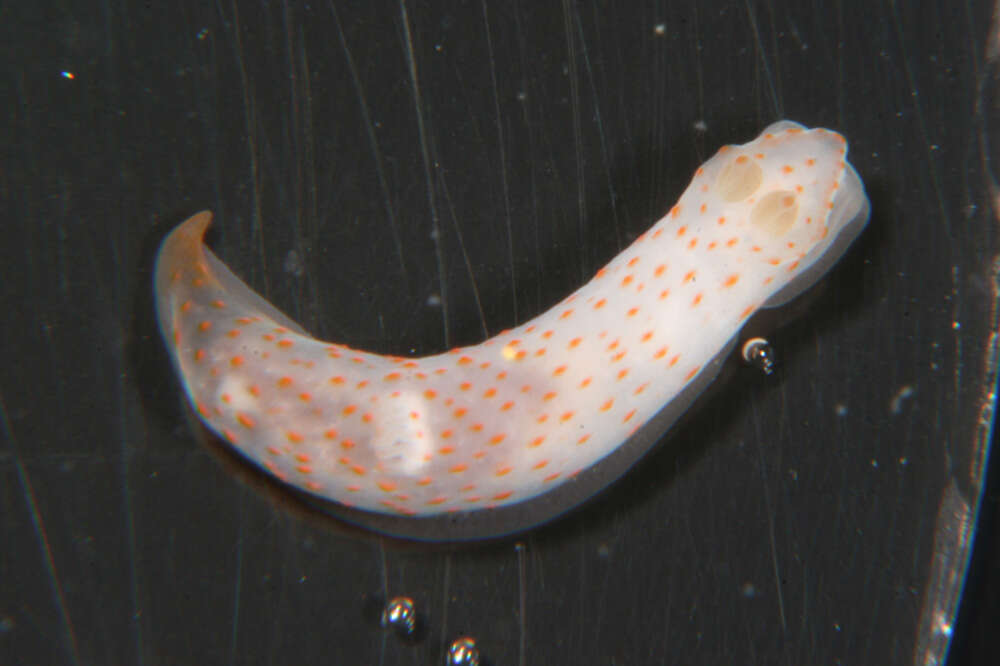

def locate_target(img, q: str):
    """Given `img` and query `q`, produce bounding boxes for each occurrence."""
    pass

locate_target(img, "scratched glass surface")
[1,2,997,665]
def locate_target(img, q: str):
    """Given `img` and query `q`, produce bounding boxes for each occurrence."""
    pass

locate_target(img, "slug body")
[155,121,870,540]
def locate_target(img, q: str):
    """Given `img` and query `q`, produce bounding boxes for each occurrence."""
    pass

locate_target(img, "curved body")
[155,121,870,540]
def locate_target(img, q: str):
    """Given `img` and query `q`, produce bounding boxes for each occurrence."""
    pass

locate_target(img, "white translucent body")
[155,121,870,527]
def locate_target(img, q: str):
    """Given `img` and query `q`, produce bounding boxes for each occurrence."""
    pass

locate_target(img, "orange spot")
[384,372,401,381]
[277,339,294,348]
[687,238,698,249]
[236,413,256,429]
[483,387,497,398]
[553,365,568,377]
[806,158,816,166]
[671,206,682,219]
[569,337,582,349]
[641,331,654,342]
[426,496,448,506]
[458,356,473,366]
[529,436,546,448]
[534,348,546,357]
[495,466,512,477]
[286,431,304,443]
[198,321,212,332]
[230,356,244,367]
[227,329,241,338]
[699,203,707,213]
[424,389,437,399]
[454,407,468,418]
[469,423,484,432]
[514,350,527,360]
[330,376,345,385]
[654,264,666,277]
[579,377,592,388]
[378,481,397,493]
[351,465,366,476]
[341,439,355,449]
[493,491,514,501]
[659,289,670,300]
[736,155,749,164]
[543,391,557,401]
[578,434,591,445]
[299,392,312,402]
[441,430,454,440]
[621,274,634,287]
[676,225,687,237]
[623,409,637,423]
[601,399,614,411]
[180,300,193,313]
[248,385,261,397]
[768,257,781,266]
[627,256,640,267]
[559,309,574,320]
[324,429,339,440]
[342,405,357,416]
[683,270,696,283]
[543,472,561,483]
[595,268,607,279]
[532,460,549,470]
[501,401,514,411]
[362,412,374,423]
[692,293,703,306]
[489,434,506,445]
[627,307,639,317]
[449,464,468,474]
[617,369,629,380]
[560,411,574,422]
[726,237,738,247]
[653,347,668,359]
[723,274,740,287]
[684,366,702,381]
[594,298,607,310]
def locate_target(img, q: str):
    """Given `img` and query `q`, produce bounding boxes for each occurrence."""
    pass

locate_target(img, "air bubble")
[381,597,416,637]
[446,637,481,665]
[741,337,775,375]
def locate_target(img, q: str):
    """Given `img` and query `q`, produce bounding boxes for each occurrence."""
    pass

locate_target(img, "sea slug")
[155,120,870,540]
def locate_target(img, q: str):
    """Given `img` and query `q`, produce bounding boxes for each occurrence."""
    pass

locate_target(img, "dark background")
[3,1,999,664]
